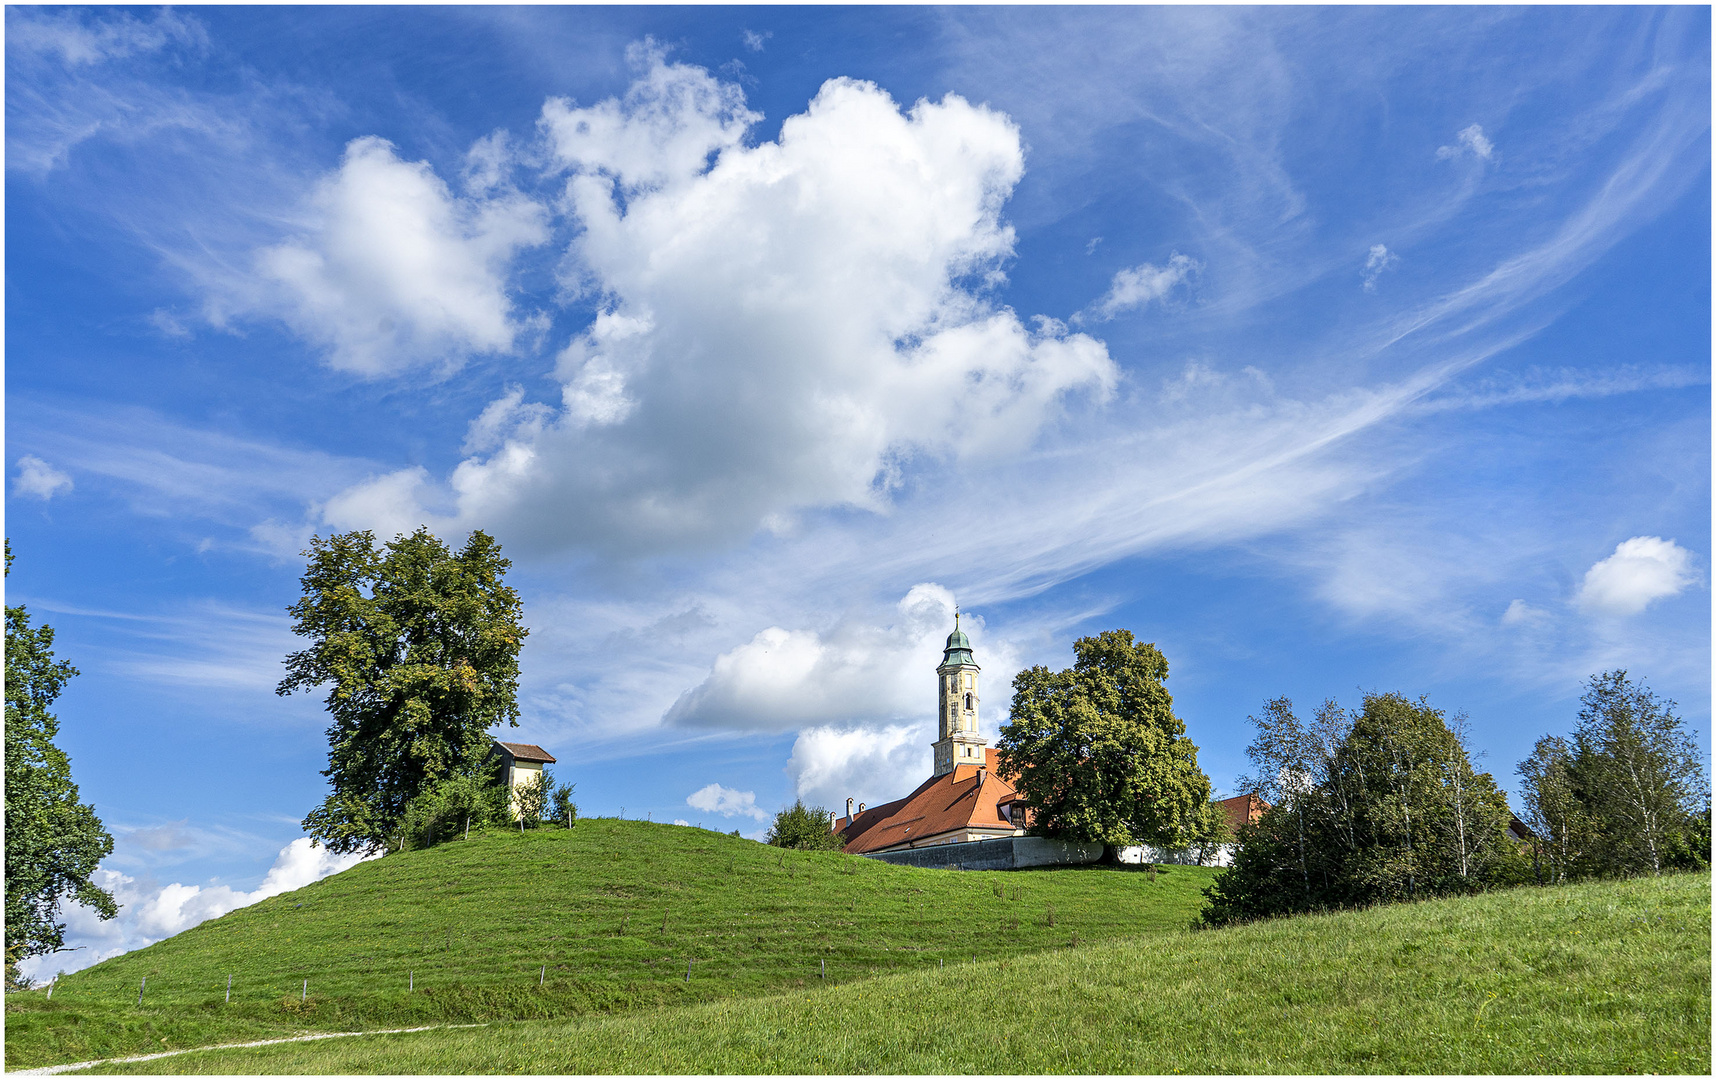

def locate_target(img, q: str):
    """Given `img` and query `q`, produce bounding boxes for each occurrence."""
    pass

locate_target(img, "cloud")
[15,838,372,982]
[665,584,962,731]
[1361,244,1399,291]
[1501,599,1549,626]
[1081,253,1198,321]
[7,7,207,68]
[786,723,930,811]
[741,30,772,53]
[14,455,73,500]
[1436,123,1495,161]
[312,52,1115,555]
[685,783,771,822]
[1575,536,1697,616]
[255,136,550,376]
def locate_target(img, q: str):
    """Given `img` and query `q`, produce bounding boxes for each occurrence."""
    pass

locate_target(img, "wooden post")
[137,977,145,1005]
[410,971,413,992]
[540,965,545,986]
[46,977,55,1001]
[820,959,825,979]
[302,978,307,1002]
[226,974,231,1003]
[464,816,470,841]
[685,959,692,982]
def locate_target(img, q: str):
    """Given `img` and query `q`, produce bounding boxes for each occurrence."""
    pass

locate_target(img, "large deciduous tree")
[997,630,1212,848]
[279,528,527,855]
[5,543,117,986]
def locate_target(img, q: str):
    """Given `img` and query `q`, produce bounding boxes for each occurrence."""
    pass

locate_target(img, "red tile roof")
[838,748,1021,855]
[494,741,556,764]
[1218,793,1266,832]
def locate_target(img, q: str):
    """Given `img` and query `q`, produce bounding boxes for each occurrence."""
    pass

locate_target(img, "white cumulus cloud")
[786,723,929,812]
[315,50,1115,555]
[686,783,771,822]
[1575,536,1697,616]
[14,455,73,500]
[255,136,549,376]
[15,838,372,982]
[1437,123,1495,161]
[1083,252,1199,321]
[665,584,963,731]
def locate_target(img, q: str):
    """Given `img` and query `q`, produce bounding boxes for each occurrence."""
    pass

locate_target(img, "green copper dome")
[940,616,976,668]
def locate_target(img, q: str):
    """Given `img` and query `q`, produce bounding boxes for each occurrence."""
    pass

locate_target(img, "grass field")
[6,819,1217,1070]
[75,869,1713,1075]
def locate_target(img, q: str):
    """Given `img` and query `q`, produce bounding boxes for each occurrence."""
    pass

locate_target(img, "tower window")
[963,692,974,711]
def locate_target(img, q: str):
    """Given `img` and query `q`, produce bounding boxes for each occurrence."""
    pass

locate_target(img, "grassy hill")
[79,869,1713,1075]
[6,819,1217,1069]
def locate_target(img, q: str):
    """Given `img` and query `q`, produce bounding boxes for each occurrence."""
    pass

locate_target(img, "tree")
[997,630,1211,848]
[1203,691,1522,926]
[514,770,551,828]
[767,800,844,850]
[1567,671,1707,877]
[278,528,527,855]
[5,542,117,986]
[1516,735,1584,883]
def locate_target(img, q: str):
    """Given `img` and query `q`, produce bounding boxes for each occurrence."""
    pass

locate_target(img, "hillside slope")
[87,870,1711,1075]
[7,820,1217,1068]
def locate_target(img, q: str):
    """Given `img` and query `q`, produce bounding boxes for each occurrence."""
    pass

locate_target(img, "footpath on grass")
[68,871,1713,1075]
[11,1024,488,1076]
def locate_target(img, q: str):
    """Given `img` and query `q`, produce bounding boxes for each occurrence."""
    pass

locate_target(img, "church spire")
[932,612,985,777]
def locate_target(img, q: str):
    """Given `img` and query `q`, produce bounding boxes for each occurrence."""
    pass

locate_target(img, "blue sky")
[7,6,1708,977]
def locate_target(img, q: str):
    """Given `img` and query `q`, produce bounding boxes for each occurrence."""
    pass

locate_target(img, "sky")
[6,6,1709,979]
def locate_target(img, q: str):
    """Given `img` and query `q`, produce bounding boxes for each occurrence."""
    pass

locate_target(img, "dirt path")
[12,1023,490,1075]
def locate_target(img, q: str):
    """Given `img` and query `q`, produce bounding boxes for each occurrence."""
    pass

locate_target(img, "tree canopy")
[768,800,844,850]
[997,629,1212,848]
[1202,691,1523,926]
[5,542,117,985]
[279,528,527,854]
[1516,671,1708,881]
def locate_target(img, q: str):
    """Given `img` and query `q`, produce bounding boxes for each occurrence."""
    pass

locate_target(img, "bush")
[766,801,845,851]
[549,778,578,829]
[399,773,510,850]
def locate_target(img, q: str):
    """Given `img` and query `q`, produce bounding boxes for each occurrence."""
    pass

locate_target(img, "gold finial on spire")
[954,606,960,630]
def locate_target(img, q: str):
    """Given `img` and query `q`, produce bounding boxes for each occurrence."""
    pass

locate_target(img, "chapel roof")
[493,741,557,764]
[838,747,1017,855]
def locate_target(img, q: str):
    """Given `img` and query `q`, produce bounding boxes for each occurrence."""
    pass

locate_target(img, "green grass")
[6,819,1215,1069]
[78,870,1711,1075]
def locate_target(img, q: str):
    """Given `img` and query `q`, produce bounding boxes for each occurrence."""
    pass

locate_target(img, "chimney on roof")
[829,810,837,829]
[858,802,866,815]
[977,767,987,784]
[846,797,854,824]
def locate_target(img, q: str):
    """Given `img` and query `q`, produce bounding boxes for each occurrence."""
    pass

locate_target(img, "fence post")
[226,974,231,1003]
[686,959,692,982]
[540,965,545,987]
[410,971,414,992]
[137,977,145,1005]
[46,977,55,1001]
[302,978,307,1002]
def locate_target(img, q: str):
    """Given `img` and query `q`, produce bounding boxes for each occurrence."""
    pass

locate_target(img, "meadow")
[6,819,1216,1070]
[76,869,1713,1075]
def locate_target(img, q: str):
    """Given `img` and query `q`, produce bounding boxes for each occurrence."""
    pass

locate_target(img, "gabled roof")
[838,748,1019,855]
[493,741,556,764]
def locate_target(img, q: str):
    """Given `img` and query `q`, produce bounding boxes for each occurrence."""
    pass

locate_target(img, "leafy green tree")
[279,528,527,854]
[5,543,117,986]
[1516,735,1584,883]
[1567,671,1707,877]
[1203,691,1521,926]
[767,800,844,850]
[997,630,1211,848]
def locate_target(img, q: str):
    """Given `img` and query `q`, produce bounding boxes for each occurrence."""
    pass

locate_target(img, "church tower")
[932,614,986,777]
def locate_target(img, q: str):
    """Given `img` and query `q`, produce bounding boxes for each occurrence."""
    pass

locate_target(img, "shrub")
[766,801,845,851]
